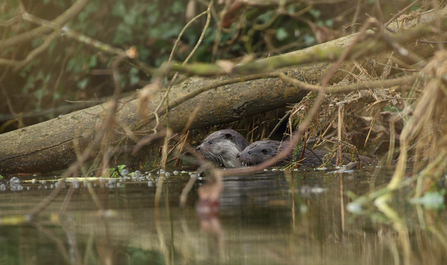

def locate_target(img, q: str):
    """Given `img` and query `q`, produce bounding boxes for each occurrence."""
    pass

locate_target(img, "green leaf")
[77,77,89,89]
[78,0,99,22]
[287,5,296,13]
[67,57,84,74]
[257,10,274,23]
[124,9,138,25]
[87,55,97,69]
[53,92,61,101]
[155,54,169,67]
[276,28,289,41]
[304,34,315,46]
[147,11,159,25]
[147,27,163,39]
[23,75,35,93]
[113,23,133,45]
[232,43,241,51]
[31,38,43,48]
[383,106,398,112]
[34,88,47,100]
[160,23,182,39]
[108,167,120,178]
[112,0,126,16]
[48,39,57,56]
[129,67,140,85]
[119,73,127,88]
[172,1,184,14]
[309,9,320,18]
[137,46,151,61]
[410,4,421,11]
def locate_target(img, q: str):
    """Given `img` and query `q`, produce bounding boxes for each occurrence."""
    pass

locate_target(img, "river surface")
[0,167,446,265]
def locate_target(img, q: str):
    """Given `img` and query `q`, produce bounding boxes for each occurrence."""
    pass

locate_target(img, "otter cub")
[237,140,375,167]
[196,129,249,168]
[236,140,291,167]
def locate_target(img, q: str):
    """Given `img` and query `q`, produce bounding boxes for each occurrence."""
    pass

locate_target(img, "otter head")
[196,130,244,168]
[237,140,290,166]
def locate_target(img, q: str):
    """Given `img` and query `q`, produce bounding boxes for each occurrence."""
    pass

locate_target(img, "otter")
[237,140,375,167]
[196,129,250,168]
[236,140,291,167]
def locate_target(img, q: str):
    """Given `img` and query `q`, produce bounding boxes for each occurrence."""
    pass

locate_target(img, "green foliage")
[66,55,84,74]
[1,0,410,131]
[31,38,44,48]
[48,39,58,55]
[77,0,99,23]
[309,9,321,18]
[7,0,319,105]
[2,0,325,118]
[108,165,126,178]
[383,106,399,112]
[76,77,89,89]
[275,28,289,41]
[129,67,140,85]
[410,4,421,11]
[0,0,322,128]
[303,35,316,46]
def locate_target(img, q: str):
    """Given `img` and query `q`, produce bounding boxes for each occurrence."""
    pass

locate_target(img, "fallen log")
[0,67,312,174]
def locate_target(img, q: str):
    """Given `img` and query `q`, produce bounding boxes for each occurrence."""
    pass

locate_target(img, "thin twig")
[384,0,420,29]
[268,111,290,139]
[153,0,213,133]
[22,12,127,57]
[13,31,59,71]
[280,73,416,93]
[0,0,89,50]
[168,9,209,64]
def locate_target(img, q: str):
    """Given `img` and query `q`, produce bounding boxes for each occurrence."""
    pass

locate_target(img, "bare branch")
[0,0,89,50]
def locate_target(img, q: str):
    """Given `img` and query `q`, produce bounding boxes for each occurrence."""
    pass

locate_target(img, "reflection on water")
[0,168,446,265]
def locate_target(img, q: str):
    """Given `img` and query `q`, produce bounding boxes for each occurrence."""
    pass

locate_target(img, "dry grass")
[288,58,407,159]
[390,51,447,190]
[286,50,447,191]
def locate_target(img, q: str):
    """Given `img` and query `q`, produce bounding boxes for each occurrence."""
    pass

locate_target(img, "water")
[0,168,446,265]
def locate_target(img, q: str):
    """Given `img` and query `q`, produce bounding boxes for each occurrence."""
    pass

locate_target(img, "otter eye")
[248,151,251,155]
[208,140,213,144]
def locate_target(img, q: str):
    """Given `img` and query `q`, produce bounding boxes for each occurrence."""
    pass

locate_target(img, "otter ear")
[261,149,268,154]
[224,133,233,139]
